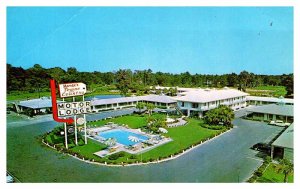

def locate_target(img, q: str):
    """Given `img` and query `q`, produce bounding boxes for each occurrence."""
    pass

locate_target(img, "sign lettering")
[59,82,87,98]
[57,101,92,117]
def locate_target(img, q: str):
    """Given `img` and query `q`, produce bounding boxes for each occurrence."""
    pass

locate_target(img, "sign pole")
[63,97,68,149]
[83,95,87,144]
[73,97,78,145]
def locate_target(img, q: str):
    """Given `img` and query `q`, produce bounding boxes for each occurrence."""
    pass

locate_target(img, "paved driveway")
[7,111,285,182]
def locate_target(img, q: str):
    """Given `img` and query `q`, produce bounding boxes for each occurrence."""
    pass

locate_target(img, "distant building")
[15,97,54,115]
[246,96,294,106]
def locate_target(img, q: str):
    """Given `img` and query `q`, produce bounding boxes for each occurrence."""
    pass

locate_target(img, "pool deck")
[88,124,172,157]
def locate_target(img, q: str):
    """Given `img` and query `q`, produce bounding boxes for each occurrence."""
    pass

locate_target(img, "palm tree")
[136,102,145,113]
[276,158,294,183]
[146,103,155,116]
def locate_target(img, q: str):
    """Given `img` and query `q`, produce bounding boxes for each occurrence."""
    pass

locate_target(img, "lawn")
[85,117,221,164]
[91,113,165,129]
[246,86,287,97]
[138,118,221,160]
[69,139,107,160]
[256,163,293,183]
[7,91,51,101]
[45,114,225,164]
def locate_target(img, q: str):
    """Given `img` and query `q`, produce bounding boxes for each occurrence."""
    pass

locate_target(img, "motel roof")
[246,96,294,104]
[18,97,54,109]
[272,123,294,149]
[247,104,294,117]
[172,88,248,103]
[91,94,176,106]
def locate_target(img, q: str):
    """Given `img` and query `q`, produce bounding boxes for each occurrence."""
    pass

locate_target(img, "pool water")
[98,129,149,146]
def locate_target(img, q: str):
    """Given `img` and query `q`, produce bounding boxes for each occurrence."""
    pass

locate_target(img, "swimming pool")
[98,129,149,146]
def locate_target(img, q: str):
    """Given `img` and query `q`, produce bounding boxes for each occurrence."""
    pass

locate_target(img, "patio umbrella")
[159,127,168,133]
[128,136,139,142]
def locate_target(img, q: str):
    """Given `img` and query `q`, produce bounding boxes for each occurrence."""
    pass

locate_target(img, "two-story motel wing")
[172,88,248,117]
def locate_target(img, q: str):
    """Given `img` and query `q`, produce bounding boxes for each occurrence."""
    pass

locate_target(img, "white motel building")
[14,86,293,118]
[172,87,248,117]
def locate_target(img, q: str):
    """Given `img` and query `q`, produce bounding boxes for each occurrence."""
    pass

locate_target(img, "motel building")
[13,87,294,120]
[271,123,294,161]
[90,94,177,112]
[245,103,294,124]
[172,88,248,117]
[13,97,55,115]
[246,96,294,106]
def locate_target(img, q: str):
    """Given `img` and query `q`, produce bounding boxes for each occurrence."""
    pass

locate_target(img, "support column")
[73,97,78,145]
[271,146,274,159]
[187,109,190,117]
[63,98,68,149]
[83,95,87,145]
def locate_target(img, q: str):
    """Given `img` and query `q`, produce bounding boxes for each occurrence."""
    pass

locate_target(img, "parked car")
[269,120,290,127]
[251,142,271,154]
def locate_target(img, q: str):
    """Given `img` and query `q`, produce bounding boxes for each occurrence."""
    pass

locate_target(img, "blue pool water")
[98,129,149,146]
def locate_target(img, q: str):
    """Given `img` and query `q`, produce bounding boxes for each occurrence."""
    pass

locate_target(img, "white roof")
[91,94,176,106]
[246,104,294,117]
[172,88,248,103]
[19,97,54,109]
[272,123,293,149]
[246,96,294,104]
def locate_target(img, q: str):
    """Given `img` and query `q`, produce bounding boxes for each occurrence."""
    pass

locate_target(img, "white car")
[269,120,290,127]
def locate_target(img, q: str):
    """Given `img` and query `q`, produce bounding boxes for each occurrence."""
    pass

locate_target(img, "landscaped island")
[42,112,231,166]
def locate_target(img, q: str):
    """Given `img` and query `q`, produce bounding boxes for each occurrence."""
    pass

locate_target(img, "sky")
[7,7,293,75]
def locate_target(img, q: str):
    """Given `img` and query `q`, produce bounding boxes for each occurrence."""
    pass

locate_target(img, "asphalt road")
[7,111,284,182]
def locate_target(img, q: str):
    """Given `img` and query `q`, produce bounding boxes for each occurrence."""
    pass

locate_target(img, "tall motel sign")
[50,79,92,149]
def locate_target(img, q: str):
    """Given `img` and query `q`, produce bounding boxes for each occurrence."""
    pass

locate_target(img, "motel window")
[181,102,185,107]
[192,103,198,108]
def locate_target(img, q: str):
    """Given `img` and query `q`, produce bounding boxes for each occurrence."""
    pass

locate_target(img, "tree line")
[7,63,293,97]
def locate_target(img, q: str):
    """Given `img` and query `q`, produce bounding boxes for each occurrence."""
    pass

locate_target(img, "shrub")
[129,155,137,159]
[108,153,120,160]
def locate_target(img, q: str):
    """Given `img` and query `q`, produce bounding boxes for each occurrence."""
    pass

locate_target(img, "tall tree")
[115,69,132,96]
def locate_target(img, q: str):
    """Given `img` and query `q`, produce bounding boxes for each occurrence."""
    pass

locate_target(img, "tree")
[204,105,234,126]
[136,102,145,113]
[146,103,155,116]
[281,74,293,97]
[276,158,294,183]
[238,71,250,91]
[115,69,132,96]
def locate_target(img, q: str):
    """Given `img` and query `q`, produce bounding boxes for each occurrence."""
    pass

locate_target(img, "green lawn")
[138,119,221,160]
[246,86,287,97]
[7,91,51,101]
[256,163,294,183]
[84,117,221,164]
[69,139,107,160]
[91,113,165,129]
[45,115,225,164]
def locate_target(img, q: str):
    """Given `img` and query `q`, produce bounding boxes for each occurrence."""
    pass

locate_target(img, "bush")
[201,124,225,130]
[108,153,120,160]
[108,152,125,160]
[129,155,137,159]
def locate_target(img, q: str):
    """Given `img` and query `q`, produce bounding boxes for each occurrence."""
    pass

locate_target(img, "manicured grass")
[45,115,226,164]
[138,119,221,160]
[256,163,293,183]
[91,113,166,129]
[246,86,287,97]
[69,139,107,160]
[87,118,222,163]
[7,91,51,101]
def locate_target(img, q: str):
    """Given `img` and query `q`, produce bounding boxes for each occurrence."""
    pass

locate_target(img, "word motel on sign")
[57,101,92,116]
